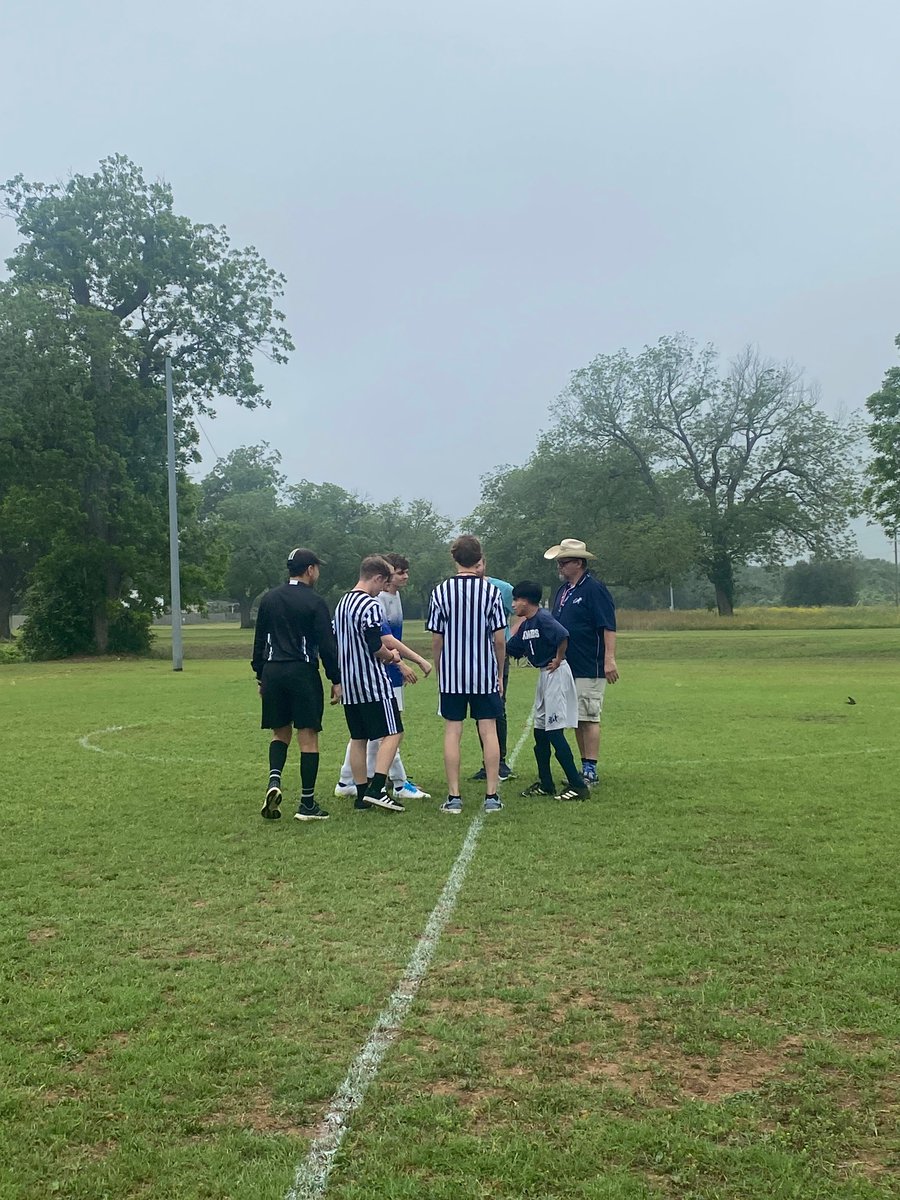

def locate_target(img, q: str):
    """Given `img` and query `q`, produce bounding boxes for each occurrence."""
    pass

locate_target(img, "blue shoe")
[498,762,515,781]
[483,795,503,813]
[440,796,463,815]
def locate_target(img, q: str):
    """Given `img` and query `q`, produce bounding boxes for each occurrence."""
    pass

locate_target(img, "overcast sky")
[4,0,898,558]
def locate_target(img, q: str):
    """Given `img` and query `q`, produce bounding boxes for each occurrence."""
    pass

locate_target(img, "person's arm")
[381,633,432,677]
[251,598,268,682]
[603,630,619,683]
[431,632,444,677]
[493,628,506,695]
[314,599,341,685]
[547,637,568,673]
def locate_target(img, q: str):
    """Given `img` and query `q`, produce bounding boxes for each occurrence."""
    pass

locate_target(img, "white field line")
[285,711,535,1200]
[77,721,892,770]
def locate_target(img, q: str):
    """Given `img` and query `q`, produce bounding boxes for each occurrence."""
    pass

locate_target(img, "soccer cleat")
[555,785,590,801]
[354,797,373,811]
[334,782,357,798]
[581,764,599,785]
[519,781,554,797]
[294,800,330,821]
[261,784,283,820]
[469,767,487,781]
[393,780,431,801]
[498,762,515,781]
[365,790,405,812]
[483,795,503,813]
[440,796,463,814]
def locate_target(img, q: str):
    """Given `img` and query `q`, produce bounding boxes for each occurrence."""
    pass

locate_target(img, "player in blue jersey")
[507,581,590,801]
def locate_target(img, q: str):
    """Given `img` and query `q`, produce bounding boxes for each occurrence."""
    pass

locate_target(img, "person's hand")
[547,658,562,673]
[604,659,619,684]
[330,683,342,705]
[398,662,417,684]
[497,677,505,698]
[419,659,433,678]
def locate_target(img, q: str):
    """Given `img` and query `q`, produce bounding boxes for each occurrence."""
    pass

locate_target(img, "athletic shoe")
[483,795,503,813]
[261,784,282,820]
[294,801,330,821]
[334,782,357,798]
[440,796,463,815]
[581,764,598,785]
[498,762,515,781]
[354,797,373,811]
[365,790,405,813]
[519,781,554,797]
[469,767,487,781]
[393,780,431,801]
[555,785,590,801]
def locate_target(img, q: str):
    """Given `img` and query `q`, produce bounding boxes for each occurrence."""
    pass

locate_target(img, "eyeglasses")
[557,558,578,566]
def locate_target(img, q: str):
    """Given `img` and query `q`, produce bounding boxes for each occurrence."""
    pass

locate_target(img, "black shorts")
[260,662,324,731]
[343,696,403,741]
[440,691,504,721]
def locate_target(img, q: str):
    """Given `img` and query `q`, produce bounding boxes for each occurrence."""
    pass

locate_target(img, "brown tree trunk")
[239,595,254,629]
[0,589,13,641]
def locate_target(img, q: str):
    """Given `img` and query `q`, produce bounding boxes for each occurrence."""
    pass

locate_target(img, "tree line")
[1,156,898,657]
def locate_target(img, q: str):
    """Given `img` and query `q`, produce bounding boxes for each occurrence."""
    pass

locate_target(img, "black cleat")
[519,781,554,798]
[294,801,330,821]
[261,785,283,820]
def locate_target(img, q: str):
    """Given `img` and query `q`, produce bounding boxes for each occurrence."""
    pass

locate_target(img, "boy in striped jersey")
[427,535,506,814]
[333,555,408,813]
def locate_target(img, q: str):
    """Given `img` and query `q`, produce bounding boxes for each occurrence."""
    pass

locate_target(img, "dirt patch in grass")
[27,926,59,941]
[205,1088,317,1139]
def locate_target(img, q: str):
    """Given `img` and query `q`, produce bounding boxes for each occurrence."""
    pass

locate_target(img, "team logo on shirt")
[572,597,584,605]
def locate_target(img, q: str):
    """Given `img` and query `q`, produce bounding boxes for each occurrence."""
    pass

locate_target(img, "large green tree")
[1,155,292,653]
[469,441,699,594]
[862,348,900,536]
[554,335,857,615]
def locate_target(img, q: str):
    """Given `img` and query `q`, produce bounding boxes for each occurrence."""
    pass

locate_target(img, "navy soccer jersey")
[332,590,393,704]
[551,571,617,678]
[426,575,506,694]
[507,608,570,668]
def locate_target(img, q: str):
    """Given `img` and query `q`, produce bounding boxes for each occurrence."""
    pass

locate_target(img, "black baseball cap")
[287,547,323,574]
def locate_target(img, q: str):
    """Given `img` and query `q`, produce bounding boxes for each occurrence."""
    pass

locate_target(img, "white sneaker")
[392,780,431,801]
[334,782,356,798]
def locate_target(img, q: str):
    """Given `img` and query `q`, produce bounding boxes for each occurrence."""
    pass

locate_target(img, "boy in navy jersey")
[507,581,589,801]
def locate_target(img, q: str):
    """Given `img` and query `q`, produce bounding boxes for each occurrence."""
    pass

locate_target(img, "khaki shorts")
[575,676,606,723]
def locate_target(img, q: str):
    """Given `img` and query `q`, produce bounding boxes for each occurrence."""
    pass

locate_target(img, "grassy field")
[1,624,898,1199]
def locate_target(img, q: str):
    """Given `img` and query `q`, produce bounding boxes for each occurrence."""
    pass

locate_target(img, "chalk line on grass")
[285,711,535,1200]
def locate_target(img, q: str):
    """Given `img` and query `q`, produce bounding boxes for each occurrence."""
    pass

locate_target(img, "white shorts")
[575,676,606,723]
[393,685,404,713]
[533,661,578,731]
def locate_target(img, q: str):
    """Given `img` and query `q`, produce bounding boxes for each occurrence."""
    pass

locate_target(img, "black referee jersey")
[251,581,340,683]
[426,575,506,694]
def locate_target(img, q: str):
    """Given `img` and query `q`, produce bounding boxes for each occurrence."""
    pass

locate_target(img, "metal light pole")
[165,356,184,670]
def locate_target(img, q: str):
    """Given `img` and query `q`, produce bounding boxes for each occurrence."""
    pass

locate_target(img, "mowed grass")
[1,626,898,1200]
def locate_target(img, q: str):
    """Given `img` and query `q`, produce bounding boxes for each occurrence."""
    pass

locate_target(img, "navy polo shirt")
[551,571,616,679]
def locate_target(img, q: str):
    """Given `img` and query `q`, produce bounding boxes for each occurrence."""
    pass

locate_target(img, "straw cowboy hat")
[543,538,596,561]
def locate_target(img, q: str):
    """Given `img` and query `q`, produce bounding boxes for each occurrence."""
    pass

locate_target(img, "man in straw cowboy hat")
[544,538,619,785]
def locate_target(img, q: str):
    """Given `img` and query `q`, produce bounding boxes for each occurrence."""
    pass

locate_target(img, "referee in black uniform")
[252,548,341,822]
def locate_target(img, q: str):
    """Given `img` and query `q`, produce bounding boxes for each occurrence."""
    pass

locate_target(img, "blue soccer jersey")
[508,608,570,668]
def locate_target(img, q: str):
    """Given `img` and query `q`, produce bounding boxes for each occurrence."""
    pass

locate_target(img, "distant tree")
[555,335,857,615]
[781,558,859,607]
[200,445,288,628]
[365,497,453,617]
[862,351,900,538]
[469,441,699,593]
[1,155,292,654]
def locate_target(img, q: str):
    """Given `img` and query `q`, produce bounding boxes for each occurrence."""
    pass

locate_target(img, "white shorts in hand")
[533,660,578,731]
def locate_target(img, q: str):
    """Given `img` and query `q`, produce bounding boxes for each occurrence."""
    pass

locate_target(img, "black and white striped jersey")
[333,589,393,704]
[426,575,506,694]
